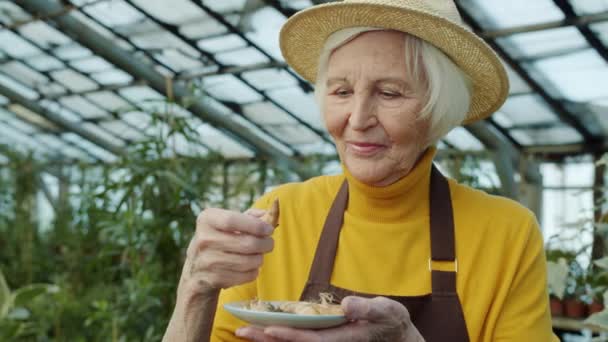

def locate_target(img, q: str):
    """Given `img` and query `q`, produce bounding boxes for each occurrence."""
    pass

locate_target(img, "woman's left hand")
[235,296,425,342]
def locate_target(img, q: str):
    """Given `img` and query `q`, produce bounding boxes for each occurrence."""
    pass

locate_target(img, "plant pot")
[588,301,605,314]
[550,297,564,317]
[564,299,587,318]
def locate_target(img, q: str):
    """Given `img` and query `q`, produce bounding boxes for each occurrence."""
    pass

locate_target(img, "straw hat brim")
[279,2,509,124]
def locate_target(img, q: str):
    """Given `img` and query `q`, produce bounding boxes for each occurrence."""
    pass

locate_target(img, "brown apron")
[300,166,470,341]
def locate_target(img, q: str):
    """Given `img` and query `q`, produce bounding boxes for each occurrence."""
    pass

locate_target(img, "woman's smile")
[345,140,388,157]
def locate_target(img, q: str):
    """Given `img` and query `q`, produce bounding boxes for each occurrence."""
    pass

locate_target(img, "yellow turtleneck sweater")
[211,148,556,341]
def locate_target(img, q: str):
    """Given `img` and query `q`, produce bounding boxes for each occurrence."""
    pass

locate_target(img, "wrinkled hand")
[179,207,275,299]
[236,296,425,342]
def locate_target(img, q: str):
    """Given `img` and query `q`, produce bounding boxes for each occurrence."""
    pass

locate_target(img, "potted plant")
[547,258,569,316]
[586,257,608,316]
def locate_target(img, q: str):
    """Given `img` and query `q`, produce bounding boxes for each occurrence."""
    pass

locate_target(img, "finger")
[198,208,273,237]
[192,227,274,256]
[236,326,286,342]
[221,233,274,255]
[191,268,259,289]
[343,296,408,323]
[263,326,322,342]
[244,208,266,218]
[193,250,264,273]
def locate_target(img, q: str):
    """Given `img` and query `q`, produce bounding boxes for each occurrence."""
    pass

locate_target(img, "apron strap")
[307,181,349,284]
[430,166,456,262]
[430,166,458,294]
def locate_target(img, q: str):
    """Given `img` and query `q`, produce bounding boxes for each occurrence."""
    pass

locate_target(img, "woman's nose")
[348,95,377,130]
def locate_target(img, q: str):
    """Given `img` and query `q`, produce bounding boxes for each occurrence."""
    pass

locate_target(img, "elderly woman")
[164,0,557,341]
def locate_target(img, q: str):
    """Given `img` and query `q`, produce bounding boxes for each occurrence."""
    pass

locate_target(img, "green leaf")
[0,268,11,319]
[7,307,30,320]
[584,308,608,331]
[12,284,53,307]
[547,260,569,299]
[595,257,608,270]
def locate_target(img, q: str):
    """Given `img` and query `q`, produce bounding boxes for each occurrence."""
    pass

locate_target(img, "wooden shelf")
[552,316,607,334]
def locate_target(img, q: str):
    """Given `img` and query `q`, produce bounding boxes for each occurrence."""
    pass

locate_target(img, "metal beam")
[480,10,608,38]
[0,82,123,155]
[553,0,608,64]
[465,121,519,198]
[457,4,598,144]
[17,0,303,169]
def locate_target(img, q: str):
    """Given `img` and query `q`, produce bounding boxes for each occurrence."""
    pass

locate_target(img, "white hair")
[314,27,473,146]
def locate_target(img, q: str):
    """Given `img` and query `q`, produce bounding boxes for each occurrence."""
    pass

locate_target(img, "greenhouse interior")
[1,0,608,341]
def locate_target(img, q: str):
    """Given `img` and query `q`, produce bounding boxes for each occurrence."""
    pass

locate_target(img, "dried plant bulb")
[261,199,280,228]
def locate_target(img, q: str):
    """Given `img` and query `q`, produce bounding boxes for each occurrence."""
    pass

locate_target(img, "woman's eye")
[334,89,351,97]
[380,91,400,99]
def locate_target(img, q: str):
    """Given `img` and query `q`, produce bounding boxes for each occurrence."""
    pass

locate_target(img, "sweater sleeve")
[209,192,275,341]
[493,216,558,341]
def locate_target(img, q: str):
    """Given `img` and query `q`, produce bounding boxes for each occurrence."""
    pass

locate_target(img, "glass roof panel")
[244,7,286,61]
[444,127,484,150]
[70,56,114,73]
[511,125,584,145]
[591,22,608,46]
[83,0,145,28]
[215,47,270,66]
[296,141,337,156]
[458,0,564,30]
[38,83,67,98]
[39,100,81,123]
[203,74,263,104]
[25,54,64,71]
[179,17,227,40]
[131,0,207,24]
[0,73,39,99]
[502,61,531,95]
[242,102,298,125]
[0,108,37,134]
[0,2,31,26]
[281,0,314,11]
[86,91,132,112]
[531,49,608,102]
[59,96,109,120]
[0,61,49,89]
[99,120,145,141]
[90,69,134,85]
[118,86,165,113]
[195,124,254,158]
[241,68,298,91]
[50,69,98,92]
[272,125,321,145]
[62,133,118,162]
[154,50,205,71]
[202,0,247,13]
[8,103,60,132]
[496,94,559,127]
[122,111,152,130]
[69,10,135,51]
[0,30,43,58]
[267,86,323,130]
[497,27,588,60]
[197,34,248,53]
[18,21,72,49]
[570,0,608,15]
[82,122,126,147]
[0,125,50,156]
[53,43,93,60]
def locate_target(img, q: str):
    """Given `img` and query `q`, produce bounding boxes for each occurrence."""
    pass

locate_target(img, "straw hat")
[279,0,509,124]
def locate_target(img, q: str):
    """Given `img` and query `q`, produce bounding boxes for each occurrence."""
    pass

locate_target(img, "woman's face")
[323,30,429,187]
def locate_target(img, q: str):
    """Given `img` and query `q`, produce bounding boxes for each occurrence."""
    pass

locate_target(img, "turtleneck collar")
[342,147,437,222]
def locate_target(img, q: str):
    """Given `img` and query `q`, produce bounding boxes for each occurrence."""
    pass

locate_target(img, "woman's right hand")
[178,207,276,300]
